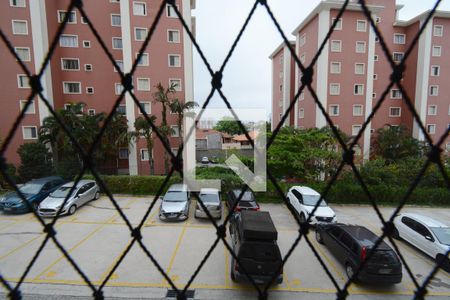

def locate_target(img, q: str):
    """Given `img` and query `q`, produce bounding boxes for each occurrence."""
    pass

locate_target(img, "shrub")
[0,163,17,189]
[17,142,53,182]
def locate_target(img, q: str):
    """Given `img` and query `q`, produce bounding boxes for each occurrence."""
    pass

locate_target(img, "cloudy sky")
[191,0,450,120]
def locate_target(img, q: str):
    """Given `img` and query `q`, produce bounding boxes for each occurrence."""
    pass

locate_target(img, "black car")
[229,211,283,284]
[0,176,65,213]
[315,223,402,284]
[226,189,260,212]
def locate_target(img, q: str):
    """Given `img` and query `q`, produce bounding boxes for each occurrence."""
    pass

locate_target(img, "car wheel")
[345,263,355,280]
[315,230,324,244]
[392,227,400,240]
[68,205,77,215]
[94,191,100,200]
[31,202,38,212]
[436,254,450,272]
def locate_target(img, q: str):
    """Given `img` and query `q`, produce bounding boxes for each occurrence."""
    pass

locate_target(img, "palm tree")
[169,99,198,145]
[132,116,157,175]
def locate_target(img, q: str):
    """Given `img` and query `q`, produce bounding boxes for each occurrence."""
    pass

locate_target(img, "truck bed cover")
[240,211,278,241]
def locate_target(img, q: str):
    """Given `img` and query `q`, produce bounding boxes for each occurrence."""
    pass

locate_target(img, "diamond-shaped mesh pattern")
[0,0,449,299]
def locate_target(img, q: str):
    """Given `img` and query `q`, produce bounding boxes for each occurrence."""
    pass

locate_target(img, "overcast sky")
[191,0,450,120]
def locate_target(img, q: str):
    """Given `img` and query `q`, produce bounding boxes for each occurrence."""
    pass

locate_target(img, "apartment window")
[84,64,93,71]
[391,89,402,99]
[278,100,283,108]
[299,91,304,100]
[332,18,342,30]
[355,41,366,53]
[372,93,377,99]
[429,85,439,96]
[352,125,362,136]
[169,79,182,91]
[389,107,401,117]
[111,14,121,26]
[60,35,78,47]
[88,109,96,116]
[356,20,367,32]
[168,30,180,43]
[63,82,81,94]
[353,104,363,116]
[331,40,342,52]
[140,149,149,161]
[171,125,180,137]
[117,105,126,114]
[299,108,304,119]
[329,105,339,116]
[136,53,149,66]
[119,148,129,160]
[83,40,91,48]
[354,84,364,95]
[374,54,379,61]
[433,25,443,37]
[15,47,30,62]
[373,74,378,80]
[393,33,406,44]
[137,78,150,91]
[428,105,437,115]
[431,65,440,76]
[19,100,35,114]
[112,37,122,49]
[110,0,120,3]
[81,17,88,24]
[135,27,147,41]
[329,83,340,95]
[17,74,29,88]
[168,54,181,67]
[61,58,80,71]
[330,62,341,74]
[279,54,284,65]
[10,0,26,7]
[299,34,306,47]
[300,54,305,63]
[12,20,28,35]
[355,63,365,75]
[58,11,76,24]
[115,60,123,72]
[279,71,283,79]
[432,45,442,57]
[393,52,404,62]
[375,16,381,23]
[167,4,177,18]
[139,102,151,114]
[279,84,283,92]
[133,2,147,16]
[86,87,94,94]
[427,124,436,134]
[115,83,123,95]
[22,126,37,140]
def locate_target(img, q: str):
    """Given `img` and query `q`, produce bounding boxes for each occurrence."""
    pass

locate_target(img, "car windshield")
[164,191,187,202]
[19,183,43,195]
[234,191,255,201]
[199,193,219,204]
[430,227,450,245]
[303,194,327,207]
[50,186,76,198]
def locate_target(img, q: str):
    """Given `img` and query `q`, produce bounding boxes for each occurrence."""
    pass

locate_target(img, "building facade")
[0,0,195,175]
[271,0,450,159]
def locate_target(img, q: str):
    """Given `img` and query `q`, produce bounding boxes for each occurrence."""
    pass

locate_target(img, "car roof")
[168,183,188,192]
[29,176,63,184]
[61,180,96,188]
[400,213,448,228]
[200,188,219,194]
[291,186,320,196]
[334,224,391,250]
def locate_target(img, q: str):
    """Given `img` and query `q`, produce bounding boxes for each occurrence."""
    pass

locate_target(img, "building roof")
[395,10,450,27]
[269,41,296,59]
[232,130,258,142]
[196,128,232,139]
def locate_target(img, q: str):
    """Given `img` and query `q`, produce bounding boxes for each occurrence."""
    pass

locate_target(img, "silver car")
[38,180,100,217]
[159,184,191,221]
[195,188,222,219]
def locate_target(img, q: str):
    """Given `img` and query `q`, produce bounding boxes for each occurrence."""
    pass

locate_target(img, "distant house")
[232,131,258,149]
[196,129,231,150]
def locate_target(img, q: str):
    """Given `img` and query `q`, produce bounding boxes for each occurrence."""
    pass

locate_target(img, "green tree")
[169,99,198,145]
[372,125,425,163]
[17,142,53,182]
[132,115,157,175]
[214,117,246,136]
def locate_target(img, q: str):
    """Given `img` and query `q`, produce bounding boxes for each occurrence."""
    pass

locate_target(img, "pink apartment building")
[0,0,195,175]
[271,0,450,160]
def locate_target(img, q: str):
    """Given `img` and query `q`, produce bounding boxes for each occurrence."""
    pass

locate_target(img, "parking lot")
[0,196,449,299]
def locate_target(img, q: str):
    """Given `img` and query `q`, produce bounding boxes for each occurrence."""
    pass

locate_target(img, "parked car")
[159,184,191,221]
[315,223,402,284]
[195,188,222,219]
[229,210,283,284]
[38,180,100,217]
[226,189,260,212]
[0,176,65,213]
[393,213,450,271]
[286,186,336,224]
[201,156,209,164]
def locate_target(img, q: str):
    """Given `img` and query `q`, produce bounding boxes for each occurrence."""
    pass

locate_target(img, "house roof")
[233,130,258,142]
[195,129,232,139]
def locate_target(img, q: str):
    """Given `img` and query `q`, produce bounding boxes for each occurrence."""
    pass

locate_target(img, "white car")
[201,157,209,164]
[286,186,336,225]
[393,213,450,269]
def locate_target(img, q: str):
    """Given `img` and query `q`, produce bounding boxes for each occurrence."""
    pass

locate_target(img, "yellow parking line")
[97,239,134,284]
[224,242,230,288]
[0,234,45,261]
[310,237,346,283]
[33,214,117,280]
[162,221,188,285]
[0,220,23,232]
